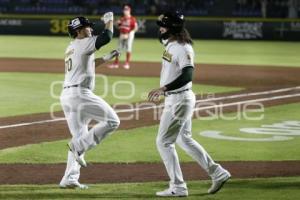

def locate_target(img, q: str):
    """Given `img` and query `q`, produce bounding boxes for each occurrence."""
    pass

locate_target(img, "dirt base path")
[1,58,300,88]
[0,58,300,184]
[1,161,300,184]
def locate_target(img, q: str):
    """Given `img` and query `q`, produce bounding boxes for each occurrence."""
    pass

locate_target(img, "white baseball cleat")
[107,63,119,68]
[123,62,130,69]
[68,142,87,167]
[59,180,88,189]
[208,169,231,194]
[156,187,188,197]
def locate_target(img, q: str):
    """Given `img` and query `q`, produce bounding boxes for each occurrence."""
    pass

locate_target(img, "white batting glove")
[102,50,120,62]
[101,12,114,24]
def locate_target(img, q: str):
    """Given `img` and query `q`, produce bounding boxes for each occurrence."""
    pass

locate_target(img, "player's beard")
[158,30,170,44]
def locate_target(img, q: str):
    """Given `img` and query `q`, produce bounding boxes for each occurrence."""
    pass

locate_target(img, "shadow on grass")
[1,193,154,199]
[0,186,213,200]
[227,179,300,190]
[0,193,214,200]
[1,178,300,199]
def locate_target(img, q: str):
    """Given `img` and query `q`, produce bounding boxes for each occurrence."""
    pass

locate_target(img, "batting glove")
[102,12,114,24]
[102,50,120,61]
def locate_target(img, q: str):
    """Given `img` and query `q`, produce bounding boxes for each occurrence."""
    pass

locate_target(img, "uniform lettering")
[162,50,172,62]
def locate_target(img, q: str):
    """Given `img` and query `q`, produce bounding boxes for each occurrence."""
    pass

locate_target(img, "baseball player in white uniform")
[59,13,120,189]
[148,11,231,197]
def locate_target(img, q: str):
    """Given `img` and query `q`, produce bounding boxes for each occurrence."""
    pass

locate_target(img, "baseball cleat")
[108,63,119,68]
[59,181,88,189]
[208,170,231,194]
[123,62,130,69]
[156,187,188,197]
[68,142,87,167]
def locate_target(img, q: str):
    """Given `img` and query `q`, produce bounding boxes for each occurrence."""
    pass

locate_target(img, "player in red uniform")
[109,4,138,69]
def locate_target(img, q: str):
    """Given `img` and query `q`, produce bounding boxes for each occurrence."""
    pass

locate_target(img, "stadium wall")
[1,15,300,40]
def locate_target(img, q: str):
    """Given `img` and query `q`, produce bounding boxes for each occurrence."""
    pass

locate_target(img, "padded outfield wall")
[0,14,300,40]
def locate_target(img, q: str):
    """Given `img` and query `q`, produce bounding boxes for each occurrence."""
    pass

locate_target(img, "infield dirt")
[0,58,300,184]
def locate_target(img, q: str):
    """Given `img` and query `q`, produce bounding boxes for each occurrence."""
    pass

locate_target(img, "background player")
[148,11,231,197]
[108,4,138,69]
[59,13,120,189]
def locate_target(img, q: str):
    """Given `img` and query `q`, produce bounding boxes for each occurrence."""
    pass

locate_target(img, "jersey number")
[65,58,72,72]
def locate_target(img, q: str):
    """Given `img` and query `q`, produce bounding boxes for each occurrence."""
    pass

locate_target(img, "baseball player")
[148,11,231,197]
[59,13,120,189]
[108,4,138,69]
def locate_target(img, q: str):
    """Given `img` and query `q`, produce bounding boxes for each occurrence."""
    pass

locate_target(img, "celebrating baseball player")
[148,11,231,197]
[108,4,138,69]
[59,13,120,189]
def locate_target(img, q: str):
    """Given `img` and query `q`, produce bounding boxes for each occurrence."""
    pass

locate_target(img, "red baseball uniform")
[110,14,137,69]
[118,16,137,34]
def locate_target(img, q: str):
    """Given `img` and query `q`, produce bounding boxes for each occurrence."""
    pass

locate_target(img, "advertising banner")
[0,17,299,41]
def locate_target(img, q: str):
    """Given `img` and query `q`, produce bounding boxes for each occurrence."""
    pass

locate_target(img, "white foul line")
[0,118,65,129]
[194,93,300,111]
[0,86,299,130]
[116,85,300,113]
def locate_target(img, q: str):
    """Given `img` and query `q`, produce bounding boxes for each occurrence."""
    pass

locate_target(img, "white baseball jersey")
[156,40,226,190]
[160,41,194,92]
[60,34,120,186]
[64,36,97,90]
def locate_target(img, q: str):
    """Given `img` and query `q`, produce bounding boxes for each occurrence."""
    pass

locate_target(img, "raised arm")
[95,12,114,50]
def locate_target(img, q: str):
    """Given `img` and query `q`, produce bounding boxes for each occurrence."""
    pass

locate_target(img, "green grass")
[0,72,241,117]
[193,40,300,67]
[0,36,300,67]
[0,177,300,200]
[0,103,299,163]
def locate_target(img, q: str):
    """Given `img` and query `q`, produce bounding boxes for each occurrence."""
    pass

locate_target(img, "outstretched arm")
[148,66,194,102]
[95,50,120,68]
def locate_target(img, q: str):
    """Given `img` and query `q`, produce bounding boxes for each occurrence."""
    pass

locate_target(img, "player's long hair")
[170,28,193,45]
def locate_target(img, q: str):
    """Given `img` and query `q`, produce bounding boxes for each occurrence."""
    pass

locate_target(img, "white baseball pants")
[60,87,120,184]
[156,90,221,189]
[118,31,135,53]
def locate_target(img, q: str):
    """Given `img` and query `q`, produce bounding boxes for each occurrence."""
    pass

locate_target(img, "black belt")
[164,89,190,96]
[63,84,79,89]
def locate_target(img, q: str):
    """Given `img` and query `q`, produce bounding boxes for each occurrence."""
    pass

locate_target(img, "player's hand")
[148,87,166,102]
[101,12,114,24]
[111,49,121,58]
[102,49,120,61]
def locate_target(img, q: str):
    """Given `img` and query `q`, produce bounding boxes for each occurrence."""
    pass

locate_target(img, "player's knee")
[176,135,183,146]
[156,136,173,149]
[108,117,120,131]
[177,134,191,146]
